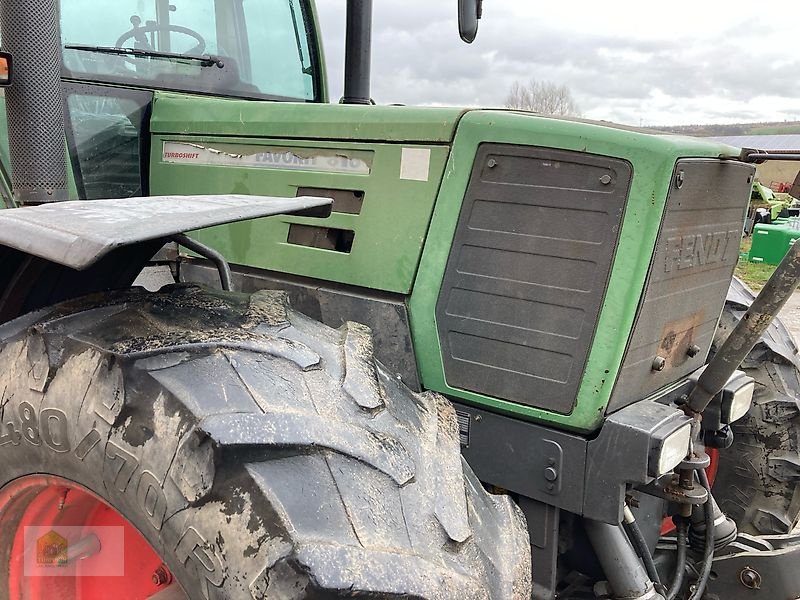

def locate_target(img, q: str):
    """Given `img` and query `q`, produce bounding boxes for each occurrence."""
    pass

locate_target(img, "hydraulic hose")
[687,470,715,600]
[622,509,665,596]
[665,519,688,600]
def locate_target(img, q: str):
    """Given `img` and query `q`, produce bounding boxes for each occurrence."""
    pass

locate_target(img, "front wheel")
[0,285,532,599]
[711,277,800,535]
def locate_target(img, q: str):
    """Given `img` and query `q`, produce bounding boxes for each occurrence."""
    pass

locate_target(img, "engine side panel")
[436,144,630,414]
[148,94,459,294]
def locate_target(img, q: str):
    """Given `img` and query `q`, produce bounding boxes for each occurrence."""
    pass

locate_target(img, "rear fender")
[0,194,331,322]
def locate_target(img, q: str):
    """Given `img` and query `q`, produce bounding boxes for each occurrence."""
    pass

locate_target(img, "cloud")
[315,0,800,126]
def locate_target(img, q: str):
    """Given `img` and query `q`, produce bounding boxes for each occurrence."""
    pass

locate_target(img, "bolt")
[652,356,667,372]
[599,174,612,185]
[475,414,482,422]
[739,566,761,590]
[547,457,556,466]
[152,565,172,587]
[675,170,685,189]
[544,467,558,482]
[679,468,694,490]
[546,483,555,492]
[487,159,497,168]
[57,489,69,511]
[686,344,702,358]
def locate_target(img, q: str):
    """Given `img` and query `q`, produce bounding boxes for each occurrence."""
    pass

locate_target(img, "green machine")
[1,1,800,599]
[749,220,800,264]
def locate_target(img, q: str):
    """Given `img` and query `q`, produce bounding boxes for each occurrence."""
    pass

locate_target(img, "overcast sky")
[315,1,799,127]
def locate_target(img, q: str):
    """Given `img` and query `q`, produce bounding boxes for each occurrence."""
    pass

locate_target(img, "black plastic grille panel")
[436,144,631,414]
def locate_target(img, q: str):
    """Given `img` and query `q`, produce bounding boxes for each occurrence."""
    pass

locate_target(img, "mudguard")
[0,194,331,322]
[0,194,330,269]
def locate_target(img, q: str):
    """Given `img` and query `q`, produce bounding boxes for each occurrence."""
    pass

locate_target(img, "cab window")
[60,0,320,102]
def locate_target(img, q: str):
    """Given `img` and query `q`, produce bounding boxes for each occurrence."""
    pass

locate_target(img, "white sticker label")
[162,141,371,175]
[400,147,431,182]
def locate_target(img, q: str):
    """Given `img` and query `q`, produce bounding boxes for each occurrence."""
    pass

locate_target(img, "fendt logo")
[664,229,740,273]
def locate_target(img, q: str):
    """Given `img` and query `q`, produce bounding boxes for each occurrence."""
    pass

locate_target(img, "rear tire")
[0,285,531,599]
[711,278,800,535]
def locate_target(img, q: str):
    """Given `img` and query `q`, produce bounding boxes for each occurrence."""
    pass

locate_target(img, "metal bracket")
[706,532,800,597]
[739,147,800,163]
[172,233,232,292]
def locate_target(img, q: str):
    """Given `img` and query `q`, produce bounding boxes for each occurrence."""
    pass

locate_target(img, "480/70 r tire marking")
[0,402,107,461]
[0,402,71,453]
[0,399,226,598]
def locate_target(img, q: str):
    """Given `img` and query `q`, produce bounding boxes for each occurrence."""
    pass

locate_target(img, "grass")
[746,124,800,135]
[735,236,776,290]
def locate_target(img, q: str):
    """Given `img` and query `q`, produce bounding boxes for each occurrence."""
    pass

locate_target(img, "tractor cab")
[5,1,800,598]
[50,0,324,202]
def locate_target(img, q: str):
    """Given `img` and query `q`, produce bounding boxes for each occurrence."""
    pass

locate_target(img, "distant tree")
[504,79,581,116]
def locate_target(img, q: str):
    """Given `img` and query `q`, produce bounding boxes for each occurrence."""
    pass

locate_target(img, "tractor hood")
[150,92,741,157]
[150,92,469,143]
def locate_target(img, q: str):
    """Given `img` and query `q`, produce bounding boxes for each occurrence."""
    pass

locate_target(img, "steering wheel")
[115,23,206,56]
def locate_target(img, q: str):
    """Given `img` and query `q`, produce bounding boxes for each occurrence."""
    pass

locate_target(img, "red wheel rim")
[0,475,186,599]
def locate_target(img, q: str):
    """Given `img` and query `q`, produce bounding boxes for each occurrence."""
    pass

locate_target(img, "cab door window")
[64,83,152,200]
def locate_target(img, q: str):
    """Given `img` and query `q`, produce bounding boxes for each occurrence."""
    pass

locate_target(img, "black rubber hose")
[665,519,689,600]
[623,516,665,595]
[687,470,715,600]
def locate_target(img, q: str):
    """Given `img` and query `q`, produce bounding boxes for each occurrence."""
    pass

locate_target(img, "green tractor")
[1,0,800,598]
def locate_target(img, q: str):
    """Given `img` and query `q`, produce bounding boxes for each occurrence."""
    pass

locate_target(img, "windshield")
[60,0,321,102]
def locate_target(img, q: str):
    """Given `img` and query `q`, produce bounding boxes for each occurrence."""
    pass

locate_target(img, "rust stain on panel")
[659,311,705,368]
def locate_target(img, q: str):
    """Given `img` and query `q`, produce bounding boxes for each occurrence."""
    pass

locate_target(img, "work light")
[719,371,755,425]
[650,421,693,477]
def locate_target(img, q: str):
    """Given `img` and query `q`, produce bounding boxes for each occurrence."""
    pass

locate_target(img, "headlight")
[720,371,755,424]
[649,420,692,477]
[688,367,755,430]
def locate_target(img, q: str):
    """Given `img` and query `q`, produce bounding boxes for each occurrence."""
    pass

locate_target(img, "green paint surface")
[150,92,467,142]
[151,136,449,292]
[409,110,740,432]
[150,96,458,293]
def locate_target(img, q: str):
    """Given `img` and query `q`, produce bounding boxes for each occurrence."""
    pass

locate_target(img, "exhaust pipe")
[0,0,69,204]
[341,0,372,105]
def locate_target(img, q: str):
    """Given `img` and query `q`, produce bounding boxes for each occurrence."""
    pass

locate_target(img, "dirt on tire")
[711,278,800,535]
[0,284,532,599]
